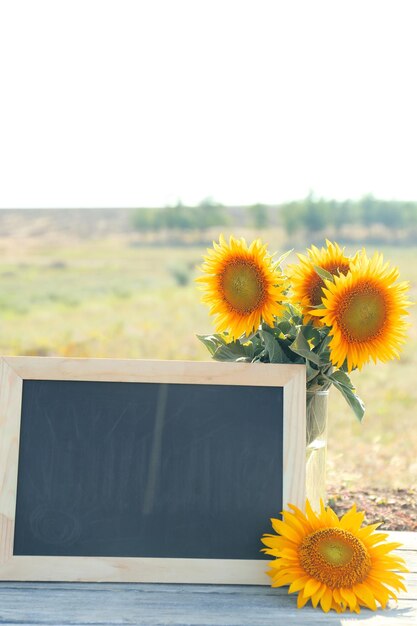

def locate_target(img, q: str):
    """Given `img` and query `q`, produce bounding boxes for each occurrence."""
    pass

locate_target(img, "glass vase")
[306,389,329,511]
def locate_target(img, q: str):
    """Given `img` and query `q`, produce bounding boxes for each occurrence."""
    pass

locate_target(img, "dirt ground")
[327,486,417,531]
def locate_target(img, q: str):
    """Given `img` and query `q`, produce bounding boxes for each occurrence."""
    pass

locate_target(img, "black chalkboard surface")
[14,379,283,560]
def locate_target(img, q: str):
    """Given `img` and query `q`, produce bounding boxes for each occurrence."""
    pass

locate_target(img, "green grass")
[1,235,416,490]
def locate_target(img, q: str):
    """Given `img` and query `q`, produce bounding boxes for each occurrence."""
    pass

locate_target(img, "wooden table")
[0,531,415,625]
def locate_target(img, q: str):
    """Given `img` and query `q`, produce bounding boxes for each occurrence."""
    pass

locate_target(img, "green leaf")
[196,334,222,358]
[306,361,320,382]
[289,330,322,366]
[336,384,365,421]
[259,330,290,363]
[326,373,365,421]
[313,265,334,283]
[196,334,252,362]
[300,324,321,345]
[314,334,331,363]
[329,369,355,389]
[317,333,331,354]
[274,320,292,336]
[215,343,252,362]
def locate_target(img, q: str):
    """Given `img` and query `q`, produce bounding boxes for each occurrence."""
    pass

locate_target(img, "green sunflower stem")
[306,388,329,510]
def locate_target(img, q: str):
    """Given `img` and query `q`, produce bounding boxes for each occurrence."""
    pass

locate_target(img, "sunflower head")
[261,500,408,613]
[310,251,411,371]
[288,240,356,324]
[196,235,286,340]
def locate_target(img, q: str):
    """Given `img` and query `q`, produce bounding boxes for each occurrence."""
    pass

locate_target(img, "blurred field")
[1,230,416,490]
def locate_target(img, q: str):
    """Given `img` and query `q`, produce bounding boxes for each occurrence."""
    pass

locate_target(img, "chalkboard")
[14,380,283,560]
[0,357,306,583]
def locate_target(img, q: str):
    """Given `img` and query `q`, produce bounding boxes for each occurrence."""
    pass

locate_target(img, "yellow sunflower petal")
[353,583,377,610]
[282,511,310,538]
[305,499,321,530]
[288,576,311,593]
[311,583,326,608]
[320,587,333,612]
[271,518,302,543]
[297,590,310,608]
[302,577,322,598]
[340,587,359,611]
[339,506,365,531]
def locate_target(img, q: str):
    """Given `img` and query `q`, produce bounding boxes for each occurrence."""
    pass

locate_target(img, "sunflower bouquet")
[197,236,410,415]
[196,236,410,499]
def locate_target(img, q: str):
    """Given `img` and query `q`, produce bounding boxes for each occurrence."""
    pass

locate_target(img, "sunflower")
[310,251,411,371]
[262,500,408,613]
[289,240,355,324]
[196,235,285,339]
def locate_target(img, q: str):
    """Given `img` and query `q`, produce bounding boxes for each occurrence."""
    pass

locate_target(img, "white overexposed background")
[1,0,417,208]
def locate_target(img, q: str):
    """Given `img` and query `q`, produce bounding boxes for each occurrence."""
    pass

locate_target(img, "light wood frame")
[0,356,306,584]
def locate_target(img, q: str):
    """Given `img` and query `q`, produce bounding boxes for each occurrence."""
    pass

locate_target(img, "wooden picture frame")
[0,356,306,584]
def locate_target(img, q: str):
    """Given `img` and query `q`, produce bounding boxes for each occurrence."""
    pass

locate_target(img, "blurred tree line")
[281,194,417,235]
[131,194,417,240]
[131,199,272,232]
[131,198,228,231]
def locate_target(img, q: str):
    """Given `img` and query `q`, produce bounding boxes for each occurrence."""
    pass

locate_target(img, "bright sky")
[1,0,416,208]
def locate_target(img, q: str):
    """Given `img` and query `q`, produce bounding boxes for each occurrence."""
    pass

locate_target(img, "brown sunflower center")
[309,262,350,306]
[337,282,387,342]
[220,259,266,313]
[299,527,371,589]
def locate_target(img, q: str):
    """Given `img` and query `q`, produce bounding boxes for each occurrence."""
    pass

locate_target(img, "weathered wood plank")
[0,580,415,625]
[0,574,414,598]
[0,357,22,567]
[3,356,304,388]
[0,596,415,625]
